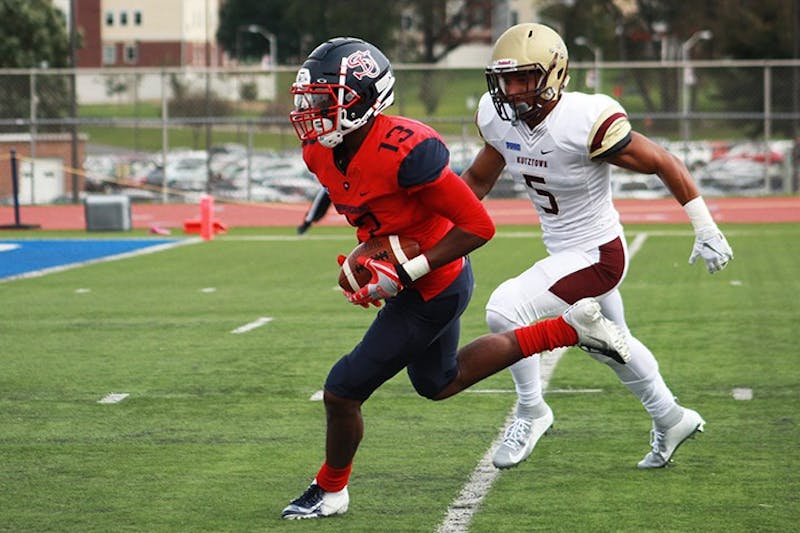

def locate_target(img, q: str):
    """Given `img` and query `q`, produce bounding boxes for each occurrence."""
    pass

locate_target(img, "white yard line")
[731,388,753,400]
[464,387,602,394]
[627,232,648,257]
[436,233,649,533]
[97,393,129,404]
[230,316,273,334]
[436,349,565,533]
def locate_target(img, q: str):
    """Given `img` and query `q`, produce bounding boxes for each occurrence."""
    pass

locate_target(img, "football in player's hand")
[338,235,421,292]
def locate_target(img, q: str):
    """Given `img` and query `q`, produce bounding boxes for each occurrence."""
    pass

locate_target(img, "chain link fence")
[1,60,798,205]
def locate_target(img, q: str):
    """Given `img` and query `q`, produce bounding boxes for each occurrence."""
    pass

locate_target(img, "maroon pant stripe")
[548,237,625,304]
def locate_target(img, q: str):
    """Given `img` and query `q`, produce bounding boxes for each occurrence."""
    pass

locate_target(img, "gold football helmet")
[486,23,570,124]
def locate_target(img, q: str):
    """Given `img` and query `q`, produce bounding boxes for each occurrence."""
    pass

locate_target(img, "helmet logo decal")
[493,58,518,68]
[347,50,380,80]
[295,68,311,85]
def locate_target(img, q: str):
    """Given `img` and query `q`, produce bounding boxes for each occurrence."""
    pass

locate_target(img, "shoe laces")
[293,483,324,508]
[502,418,532,450]
[648,427,667,454]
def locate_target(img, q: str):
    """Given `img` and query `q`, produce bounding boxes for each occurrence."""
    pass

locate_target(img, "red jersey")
[302,114,494,300]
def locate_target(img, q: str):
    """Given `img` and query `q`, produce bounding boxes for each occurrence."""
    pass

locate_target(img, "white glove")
[689,227,733,274]
[348,257,403,306]
[683,196,733,274]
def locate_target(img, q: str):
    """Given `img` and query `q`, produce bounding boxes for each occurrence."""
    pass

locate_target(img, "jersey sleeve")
[587,96,632,159]
[555,93,632,160]
[397,137,449,188]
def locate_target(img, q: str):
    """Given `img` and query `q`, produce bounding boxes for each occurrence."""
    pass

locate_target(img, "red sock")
[514,316,579,356]
[316,462,352,492]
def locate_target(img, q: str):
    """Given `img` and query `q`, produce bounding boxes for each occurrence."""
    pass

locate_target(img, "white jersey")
[477,91,632,254]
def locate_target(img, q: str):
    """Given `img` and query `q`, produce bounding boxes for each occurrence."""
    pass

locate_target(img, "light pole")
[237,24,277,67]
[574,36,602,93]
[651,21,668,62]
[680,30,712,160]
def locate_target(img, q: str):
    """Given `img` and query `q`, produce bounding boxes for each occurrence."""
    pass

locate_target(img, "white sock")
[510,357,544,410]
[623,373,681,426]
[601,336,680,426]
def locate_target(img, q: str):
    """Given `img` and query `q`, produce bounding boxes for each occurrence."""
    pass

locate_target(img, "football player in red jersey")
[281,37,630,520]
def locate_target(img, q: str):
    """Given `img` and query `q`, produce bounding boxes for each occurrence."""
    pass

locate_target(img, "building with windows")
[63,0,221,67]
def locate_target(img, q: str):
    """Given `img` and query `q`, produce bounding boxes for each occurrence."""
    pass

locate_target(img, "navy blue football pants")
[325,260,474,401]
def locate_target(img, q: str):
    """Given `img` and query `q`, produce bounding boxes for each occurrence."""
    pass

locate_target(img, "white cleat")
[281,481,349,519]
[638,408,705,469]
[563,298,630,364]
[492,403,554,469]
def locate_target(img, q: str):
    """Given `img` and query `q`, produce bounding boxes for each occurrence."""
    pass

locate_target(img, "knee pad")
[486,307,520,334]
[486,277,565,331]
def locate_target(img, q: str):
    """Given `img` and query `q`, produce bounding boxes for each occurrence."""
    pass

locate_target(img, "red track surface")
[2,196,799,231]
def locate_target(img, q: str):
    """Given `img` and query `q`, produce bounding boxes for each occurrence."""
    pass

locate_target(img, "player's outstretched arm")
[605,132,733,273]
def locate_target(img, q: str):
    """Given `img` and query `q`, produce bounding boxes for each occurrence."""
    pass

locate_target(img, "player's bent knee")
[486,308,520,334]
[323,388,360,407]
[409,371,455,400]
[411,379,444,400]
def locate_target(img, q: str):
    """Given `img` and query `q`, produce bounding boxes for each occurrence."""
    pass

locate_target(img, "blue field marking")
[0,238,186,281]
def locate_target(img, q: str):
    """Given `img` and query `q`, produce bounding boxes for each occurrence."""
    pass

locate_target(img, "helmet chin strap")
[319,130,343,148]
[319,115,367,148]
[315,118,343,148]
[316,58,352,148]
[514,102,532,115]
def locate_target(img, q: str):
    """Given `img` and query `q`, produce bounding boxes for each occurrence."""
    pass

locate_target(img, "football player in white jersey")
[461,23,733,469]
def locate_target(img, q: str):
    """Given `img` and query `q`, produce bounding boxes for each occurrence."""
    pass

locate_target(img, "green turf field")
[1,223,798,532]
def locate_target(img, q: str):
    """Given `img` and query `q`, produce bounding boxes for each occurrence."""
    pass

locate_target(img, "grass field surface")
[1,223,798,532]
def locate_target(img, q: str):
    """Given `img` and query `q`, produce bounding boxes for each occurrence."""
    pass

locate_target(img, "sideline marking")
[437,233,649,533]
[98,393,129,404]
[628,232,648,257]
[465,387,603,394]
[231,316,273,334]
[220,229,763,244]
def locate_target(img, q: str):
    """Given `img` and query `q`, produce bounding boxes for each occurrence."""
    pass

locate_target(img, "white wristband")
[683,196,717,234]
[402,254,431,282]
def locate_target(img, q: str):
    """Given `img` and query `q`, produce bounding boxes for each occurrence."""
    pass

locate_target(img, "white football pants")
[485,240,679,424]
